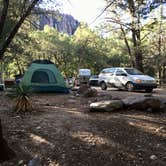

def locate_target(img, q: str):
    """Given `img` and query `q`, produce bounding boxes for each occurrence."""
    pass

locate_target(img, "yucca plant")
[9,85,33,113]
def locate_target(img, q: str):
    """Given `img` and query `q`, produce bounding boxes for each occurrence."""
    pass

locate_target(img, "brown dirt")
[0,88,166,166]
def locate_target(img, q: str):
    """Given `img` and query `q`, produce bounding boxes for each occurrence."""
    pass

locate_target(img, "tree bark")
[120,25,135,67]
[0,0,9,36]
[0,119,15,162]
[135,51,143,72]
[128,0,144,72]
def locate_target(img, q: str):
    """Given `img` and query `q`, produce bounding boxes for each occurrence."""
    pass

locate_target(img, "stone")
[83,88,98,98]
[18,160,24,165]
[77,84,90,94]
[36,126,41,130]
[89,100,123,112]
[122,96,146,107]
[122,96,162,112]
[158,98,166,111]
[150,155,158,160]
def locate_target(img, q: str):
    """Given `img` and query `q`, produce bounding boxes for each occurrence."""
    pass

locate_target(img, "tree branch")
[0,0,39,60]
[105,17,132,30]
[89,1,114,25]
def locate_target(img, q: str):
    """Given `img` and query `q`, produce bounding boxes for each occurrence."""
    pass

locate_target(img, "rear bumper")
[133,83,157,90]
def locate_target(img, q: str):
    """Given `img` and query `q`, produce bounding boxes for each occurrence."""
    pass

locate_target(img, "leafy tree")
[143,20,166,81]
[104,0,165,71]
[73,23,109,74]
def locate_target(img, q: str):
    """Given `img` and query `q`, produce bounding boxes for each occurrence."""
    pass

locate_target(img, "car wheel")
[126,82,134,92]
[101,82,107,90]
[145,88,153,93]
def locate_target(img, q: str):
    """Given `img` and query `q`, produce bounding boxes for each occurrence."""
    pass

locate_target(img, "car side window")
[107,68,115,75]
[116,69,126,76]
[101,68,115,75]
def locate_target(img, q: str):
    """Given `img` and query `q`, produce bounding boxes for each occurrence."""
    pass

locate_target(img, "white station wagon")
[98,67,157,92]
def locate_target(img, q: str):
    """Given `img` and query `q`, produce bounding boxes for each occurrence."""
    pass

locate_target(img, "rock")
[150,155,158,160]
[158,98,166,111]
[122,96,146,107]
[39,11,80,35]
[122,96,162,112]
[83,88,98,98]
[77,84,97,98]
[36,126,41,130]
[141,98,161,112]
[77,84,90,94]
[89,100,123,112]
[18,160,24,165]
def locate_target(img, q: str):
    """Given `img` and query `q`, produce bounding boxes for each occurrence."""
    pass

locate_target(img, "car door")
[114,69,128,88]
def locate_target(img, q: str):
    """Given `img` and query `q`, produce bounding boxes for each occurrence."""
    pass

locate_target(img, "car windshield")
[125,68,143,75]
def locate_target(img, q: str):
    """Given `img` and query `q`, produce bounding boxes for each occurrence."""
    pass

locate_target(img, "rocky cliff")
[39,13,80,35]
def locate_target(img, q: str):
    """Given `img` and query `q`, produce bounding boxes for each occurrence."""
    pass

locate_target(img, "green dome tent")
[21,60,69,93]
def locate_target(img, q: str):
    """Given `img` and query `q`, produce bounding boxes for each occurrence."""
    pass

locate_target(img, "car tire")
[145,88,153,93]
[126,82,134,92]
[101,82,107,90]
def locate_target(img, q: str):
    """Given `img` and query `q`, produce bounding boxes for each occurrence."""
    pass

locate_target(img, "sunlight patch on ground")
[48,161,61,166]
[30,133,54,148]
[71,131,114,146]
[67,110,84,116]
[70,131,137,159]
[124,114,166,123]
[128,121,166,137]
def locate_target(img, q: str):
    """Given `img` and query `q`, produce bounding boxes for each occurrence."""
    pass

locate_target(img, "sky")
[60,0,106,27]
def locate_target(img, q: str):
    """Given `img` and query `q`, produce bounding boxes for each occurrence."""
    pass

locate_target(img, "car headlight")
[135,79,142,83]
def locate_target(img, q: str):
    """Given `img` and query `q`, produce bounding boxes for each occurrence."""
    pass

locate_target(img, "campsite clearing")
[0,88,166,166]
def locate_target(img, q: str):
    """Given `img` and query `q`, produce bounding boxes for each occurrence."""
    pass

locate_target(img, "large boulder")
[89,100,123,112]
[122,96,165,112]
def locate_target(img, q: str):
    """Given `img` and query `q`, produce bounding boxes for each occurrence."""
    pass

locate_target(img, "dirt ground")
[0,88,166,166]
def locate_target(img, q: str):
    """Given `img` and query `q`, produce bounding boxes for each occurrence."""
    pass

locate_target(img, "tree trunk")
[131,28,144,72]
[120,25,135,67]
[0,0,9,36]
[135,51,143,72]
[163,64,166,83]
[0,119,15,162]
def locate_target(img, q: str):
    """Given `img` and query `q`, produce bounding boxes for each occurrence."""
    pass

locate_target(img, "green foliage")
[2,7,166,81]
